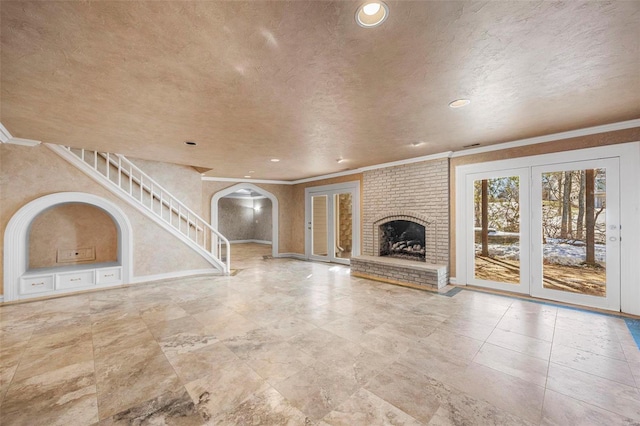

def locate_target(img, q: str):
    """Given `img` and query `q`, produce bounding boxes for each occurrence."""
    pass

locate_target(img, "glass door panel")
[532,158,619,310]
[473,176,521,285]
[467,168,530,294]
[311,195,328,258]
[306,183,359,265]
[334,193,353,260]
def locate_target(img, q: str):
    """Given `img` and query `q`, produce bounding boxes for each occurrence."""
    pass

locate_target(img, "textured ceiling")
[2,1,639,180]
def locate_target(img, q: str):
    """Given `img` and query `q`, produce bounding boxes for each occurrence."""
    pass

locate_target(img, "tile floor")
[1,244,640,425]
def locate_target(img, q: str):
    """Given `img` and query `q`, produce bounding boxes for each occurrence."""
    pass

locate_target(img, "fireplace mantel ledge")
[351,255,449,289]
[351,255,446,272]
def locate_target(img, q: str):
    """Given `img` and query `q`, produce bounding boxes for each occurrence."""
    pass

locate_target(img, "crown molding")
[358,151,453,172]
[291,168,364,185]
[202,176,291,184]
[450,119,640,158]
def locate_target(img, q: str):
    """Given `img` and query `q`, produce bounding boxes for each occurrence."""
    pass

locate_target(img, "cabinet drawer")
[96,267,122,285]
[57,270,95,289]
[20,275,54,295]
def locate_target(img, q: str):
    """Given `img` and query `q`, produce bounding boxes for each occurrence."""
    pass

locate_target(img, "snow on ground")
[476,238,606,265]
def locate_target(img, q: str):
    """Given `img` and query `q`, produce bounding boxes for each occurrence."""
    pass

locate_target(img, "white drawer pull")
[31,282,45,286]
[70,278,82,282]
[104,274,114,277]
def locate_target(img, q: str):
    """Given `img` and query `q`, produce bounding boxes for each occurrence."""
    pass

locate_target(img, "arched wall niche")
[4,192,133,301]
[28,202,118,269]
[211,183,279,258]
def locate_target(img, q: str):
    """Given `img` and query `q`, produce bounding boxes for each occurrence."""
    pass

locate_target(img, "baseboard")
[230,240,272,245]
[449,277,458,285]
[130,269,221,284]
[276,253,307,261]
[0,295,4,303]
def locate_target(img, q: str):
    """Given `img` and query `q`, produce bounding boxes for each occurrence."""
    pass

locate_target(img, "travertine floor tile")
[98,388,202,426]
[541,389,639,426]
[486,328,552,360]
[364,361,448,423]
[551,343,635,386]
[2,361,98,426]
[210,386,310,425]
[427,391,535,426]
[273,361,360,420]
[95,341,182,418]
[473,342,549,387]
[546,362,640,421]
[445,363,545,424]
[1,243,639,424]
[323,388,422,426]
[185,358,269,422]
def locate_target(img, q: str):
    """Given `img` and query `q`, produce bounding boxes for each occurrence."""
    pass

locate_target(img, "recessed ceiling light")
[270,158,280,162]
[184,141,197,146]
[449,99,471,109]
[244,175,251,178]
[336,158,345,163]
[363,3,381,15]
[356,1,388,28]
[249,170,255,173]
[411,141,425,147]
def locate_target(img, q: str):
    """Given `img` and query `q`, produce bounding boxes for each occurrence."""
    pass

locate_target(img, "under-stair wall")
[0,143,219,295]
[50,145,230,272]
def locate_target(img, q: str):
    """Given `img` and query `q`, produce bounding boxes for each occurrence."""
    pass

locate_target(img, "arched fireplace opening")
[379,220,426,261]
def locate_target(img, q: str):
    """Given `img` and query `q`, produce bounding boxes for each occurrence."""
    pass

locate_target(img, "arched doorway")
[4,192,133,301]
[211,183,279,258]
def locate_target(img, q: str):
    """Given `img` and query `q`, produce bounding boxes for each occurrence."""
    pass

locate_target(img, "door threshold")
[461,284,640,320]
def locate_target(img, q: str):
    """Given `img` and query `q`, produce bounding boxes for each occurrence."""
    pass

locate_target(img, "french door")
[306,182,360,265]
[531,158,620,310]
[463,157,621,311]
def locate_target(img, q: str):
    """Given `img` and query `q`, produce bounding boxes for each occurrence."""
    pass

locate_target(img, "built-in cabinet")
[19,263,122,298]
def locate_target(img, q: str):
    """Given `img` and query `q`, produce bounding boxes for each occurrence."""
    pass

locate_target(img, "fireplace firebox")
[379,220,426,261]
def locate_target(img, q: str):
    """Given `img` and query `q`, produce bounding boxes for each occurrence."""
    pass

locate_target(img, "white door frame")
[455,142,640,314]
[305,181,361,264]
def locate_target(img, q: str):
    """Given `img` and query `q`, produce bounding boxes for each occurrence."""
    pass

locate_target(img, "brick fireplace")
[351,157,450,289]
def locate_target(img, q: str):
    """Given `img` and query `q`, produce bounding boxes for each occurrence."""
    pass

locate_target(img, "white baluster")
[106,153,110,180]
[117,157,122,188]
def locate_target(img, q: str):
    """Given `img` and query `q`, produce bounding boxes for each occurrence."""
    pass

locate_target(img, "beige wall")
[449,127,640,277]
[218,197,272,242]
[0,144,214,295]
[219,198,255,241]
[129,157,203,216]
[28,203,118,269]
[253,198,272,242]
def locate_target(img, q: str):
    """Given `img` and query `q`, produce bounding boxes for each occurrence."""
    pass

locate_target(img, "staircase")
[46,143,230,274]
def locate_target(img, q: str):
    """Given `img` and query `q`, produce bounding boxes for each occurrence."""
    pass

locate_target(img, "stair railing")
[50,145,230,273]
